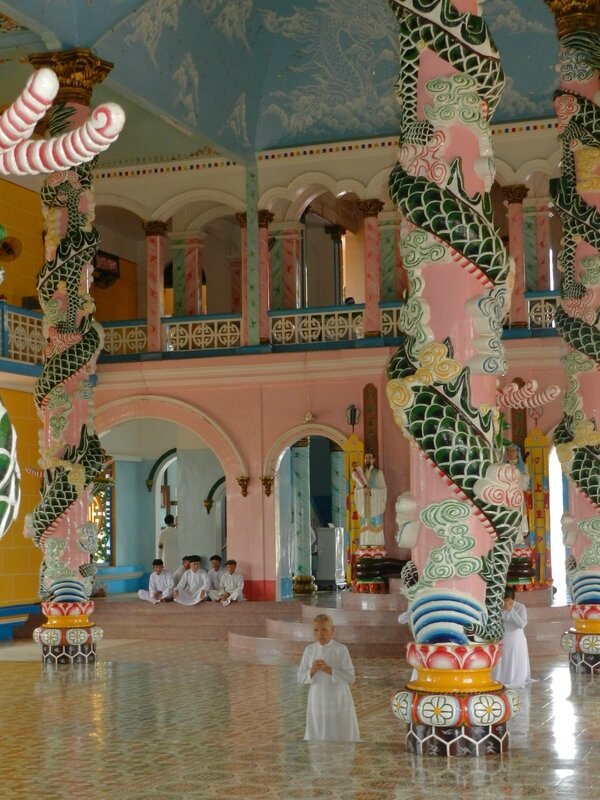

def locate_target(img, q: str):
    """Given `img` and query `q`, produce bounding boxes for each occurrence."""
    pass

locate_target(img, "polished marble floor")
[0,624,598,799]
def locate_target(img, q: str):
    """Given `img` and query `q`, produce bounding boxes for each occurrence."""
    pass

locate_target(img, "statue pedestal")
[392,643,520,756]
[561,605,600,674]
[33,601,103,665]
[353,547,388,593]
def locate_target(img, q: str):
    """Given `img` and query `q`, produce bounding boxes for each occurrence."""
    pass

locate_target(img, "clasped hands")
[310,659,332,677]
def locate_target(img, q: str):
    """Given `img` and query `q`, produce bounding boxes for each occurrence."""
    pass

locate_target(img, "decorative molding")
[235,212,247,228]
[236,475,249,497]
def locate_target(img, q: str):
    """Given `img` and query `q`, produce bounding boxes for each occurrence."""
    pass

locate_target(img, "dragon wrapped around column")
[0,67,123,566]
[385,0,522,755]
[0,66,125,664]
[543,10,600,672]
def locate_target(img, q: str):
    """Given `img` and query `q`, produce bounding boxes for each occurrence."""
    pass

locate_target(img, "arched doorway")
[98,417,227,582]
[274,434,348,599]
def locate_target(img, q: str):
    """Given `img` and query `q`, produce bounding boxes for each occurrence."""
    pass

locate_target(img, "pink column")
[394,219,408,299]
[185,234,203,315]
[544,0,600,672]
[230,257,242,314]
[358,199,384,337]
[143,220,167,352]
[502,184,529,326]
[258,210,274,343]
[283,224,302,309]
[536,204,551,290]
[235,213,248,346]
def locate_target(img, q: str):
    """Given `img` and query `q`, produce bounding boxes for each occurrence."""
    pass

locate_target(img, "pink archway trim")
[96,395,248,479]
[263,423,348,476]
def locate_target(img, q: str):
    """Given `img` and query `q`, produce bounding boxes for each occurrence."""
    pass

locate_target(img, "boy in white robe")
[157,514,179,574]
[297,613,360,741]
[493,587,533,688]
[138,559,175,604]
[172,555,191,587]
[173,556,210,605]
[207,554,226,595]
[209,559,244,605]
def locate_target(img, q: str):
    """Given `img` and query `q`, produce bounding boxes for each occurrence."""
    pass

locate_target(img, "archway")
[95,397,246,587]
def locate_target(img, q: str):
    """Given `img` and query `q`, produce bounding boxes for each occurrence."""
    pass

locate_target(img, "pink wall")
[95,348,408,599]
[95,338,563,599]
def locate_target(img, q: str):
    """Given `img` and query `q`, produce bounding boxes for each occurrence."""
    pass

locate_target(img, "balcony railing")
[164,314,242,351]
[269,305,366,345]
[4,305,44,364]
[103,319,148,356]
[525,290,559,329]
[0,296,559,373]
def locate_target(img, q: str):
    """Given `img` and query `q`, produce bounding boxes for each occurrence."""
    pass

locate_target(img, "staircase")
[13,589,572,662]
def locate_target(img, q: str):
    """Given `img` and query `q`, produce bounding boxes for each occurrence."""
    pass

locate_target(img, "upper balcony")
[1,293,560,375]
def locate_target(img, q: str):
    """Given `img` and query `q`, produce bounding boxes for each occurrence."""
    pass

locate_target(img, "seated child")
[209,559,244,606]
[206,554,226,595]
[138,559,174,604]
[173,556,210,605]
[492,587,533,688]
[172,555,191,587]
[297,613,360,741]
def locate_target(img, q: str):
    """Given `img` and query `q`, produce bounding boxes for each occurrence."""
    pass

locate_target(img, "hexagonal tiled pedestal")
[34,600,102,664]
[392,642,520,757]
[407,721,508,756]
[562,606,600,674]
[34,624,103,664]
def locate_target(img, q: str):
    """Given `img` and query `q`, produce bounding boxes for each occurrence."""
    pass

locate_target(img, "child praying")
[297,613,360,741]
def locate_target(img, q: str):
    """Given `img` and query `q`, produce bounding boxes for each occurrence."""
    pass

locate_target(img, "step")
[301,604,404,625]
[265,618,410,643]
[340,592,407,611]
[99,623,268,641]
[228,631,405,659]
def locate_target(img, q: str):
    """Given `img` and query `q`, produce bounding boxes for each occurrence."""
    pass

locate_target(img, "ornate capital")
[502,184,529,205]
[258,210,275,228]
[260,475,274,496]
[142,220,168,237]
[358,199,385,218]
[544,0,600,37]
[27,48,113,106]
[236,475,249,497]
[203,498,213,514]
[235,212,247,229]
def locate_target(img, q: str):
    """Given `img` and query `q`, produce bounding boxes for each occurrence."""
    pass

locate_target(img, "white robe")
[157,525,179,574]
[208,571,244,602]
[297,640,360,741]
[174,568,209,605]
[172,565,188,586]
[138,570,175,604]
[493,601,532,688]
[207,567,226,592]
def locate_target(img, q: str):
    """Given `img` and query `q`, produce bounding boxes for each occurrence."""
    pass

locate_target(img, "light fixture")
[346,404,360,432]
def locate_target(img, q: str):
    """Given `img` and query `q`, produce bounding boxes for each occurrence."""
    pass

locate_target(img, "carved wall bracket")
[236,475,249,497]
[260,475,274,497]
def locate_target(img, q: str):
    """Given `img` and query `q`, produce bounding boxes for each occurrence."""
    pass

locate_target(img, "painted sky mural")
[7,0,559,159]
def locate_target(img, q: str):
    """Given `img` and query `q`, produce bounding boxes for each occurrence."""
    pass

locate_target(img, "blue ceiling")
[0,0,559,163]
